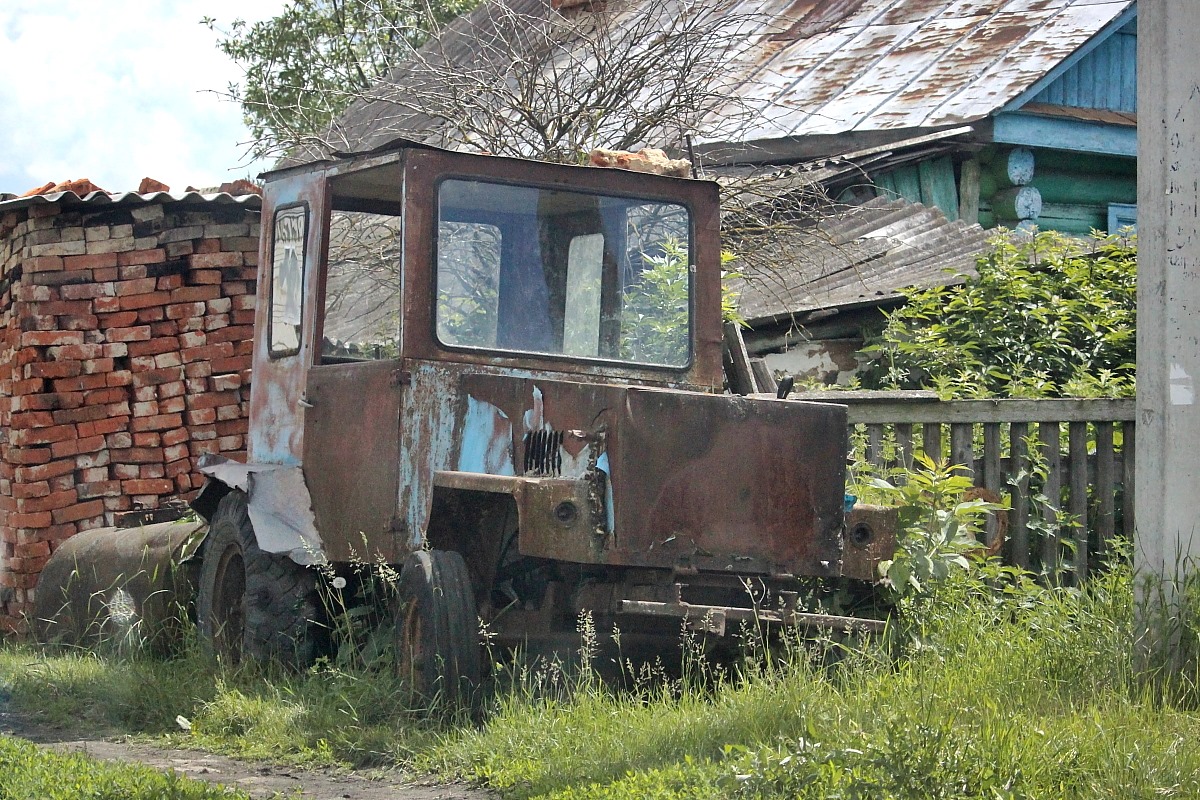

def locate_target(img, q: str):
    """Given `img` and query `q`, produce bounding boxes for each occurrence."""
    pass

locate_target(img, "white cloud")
[0,1,288,195]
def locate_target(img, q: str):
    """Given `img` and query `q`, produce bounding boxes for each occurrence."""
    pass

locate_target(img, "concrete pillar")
[1136,0,1200,666]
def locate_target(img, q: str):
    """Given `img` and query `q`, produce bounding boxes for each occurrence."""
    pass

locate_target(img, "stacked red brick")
[0,191,260,631]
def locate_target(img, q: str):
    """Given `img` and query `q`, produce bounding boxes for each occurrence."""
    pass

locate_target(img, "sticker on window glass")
[271,206,306,356]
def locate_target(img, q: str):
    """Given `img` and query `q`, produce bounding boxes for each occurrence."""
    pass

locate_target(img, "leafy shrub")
[861,453,1005,600]
[860,230,1137,398]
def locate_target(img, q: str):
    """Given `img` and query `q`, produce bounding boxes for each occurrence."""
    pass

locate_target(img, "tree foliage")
[204,0,477,159]
[860,230,1137,399]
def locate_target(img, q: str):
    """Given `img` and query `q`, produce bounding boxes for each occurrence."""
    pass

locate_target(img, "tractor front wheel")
[394,550,481,708]
[196,491,326,668]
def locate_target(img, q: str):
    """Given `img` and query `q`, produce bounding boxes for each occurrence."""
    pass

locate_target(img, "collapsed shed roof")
[734,194,990,325]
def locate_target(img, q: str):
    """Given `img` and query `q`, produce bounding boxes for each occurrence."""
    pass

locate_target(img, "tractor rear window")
[435,179,692,368]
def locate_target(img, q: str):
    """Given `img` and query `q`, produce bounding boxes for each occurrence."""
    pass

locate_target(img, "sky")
[0,1,288,196]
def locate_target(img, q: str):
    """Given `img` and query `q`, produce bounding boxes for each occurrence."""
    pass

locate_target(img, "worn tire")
[394,550,481,708]
[196,492,326,668]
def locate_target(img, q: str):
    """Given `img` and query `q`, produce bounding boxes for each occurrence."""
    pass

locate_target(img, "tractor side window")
[270,204,307,358]
[435,179,692,368]
[437,221,502,348]
[321,211,403,361]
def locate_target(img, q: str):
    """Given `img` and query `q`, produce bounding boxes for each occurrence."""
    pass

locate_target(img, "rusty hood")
[457,374,847,577]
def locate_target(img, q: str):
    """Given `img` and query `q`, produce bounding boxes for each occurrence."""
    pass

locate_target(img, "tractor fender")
[192,453,327,566]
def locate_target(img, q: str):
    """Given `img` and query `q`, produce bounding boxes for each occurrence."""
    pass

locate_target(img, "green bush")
[860,230,1137,398]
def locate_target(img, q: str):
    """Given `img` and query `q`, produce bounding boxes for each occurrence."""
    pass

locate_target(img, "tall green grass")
[3,557,1199,799]
[0,734,247,799]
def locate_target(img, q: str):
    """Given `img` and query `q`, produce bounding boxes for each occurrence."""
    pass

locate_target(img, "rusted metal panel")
[618,598,886,635]
[249,167,330,466]
[433,371,847,577]
[515,477,606,563]
[302,360,404,563]
[196,455,325,565]
[610,388,847,576]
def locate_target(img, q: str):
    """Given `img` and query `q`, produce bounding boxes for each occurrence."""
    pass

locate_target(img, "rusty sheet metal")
[730,0,1136,141]
[610,388,847,576]
[322,0,1133,161]
[442,372,848,577]
[431,469,604,563]
[618,598,886,635]
[302,359,403,563]
[197,455,326,565]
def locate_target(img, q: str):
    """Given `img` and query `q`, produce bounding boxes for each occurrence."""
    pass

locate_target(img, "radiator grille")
[523,430,564,476]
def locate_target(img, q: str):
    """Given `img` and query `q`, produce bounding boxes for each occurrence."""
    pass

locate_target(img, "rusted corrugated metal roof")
[724,0,1136,144]
[325,0,1135,161]
[0,190,262,213]
[733,194,991,324]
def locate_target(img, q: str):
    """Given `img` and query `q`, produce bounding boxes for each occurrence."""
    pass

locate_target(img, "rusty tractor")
[35,141,894,702]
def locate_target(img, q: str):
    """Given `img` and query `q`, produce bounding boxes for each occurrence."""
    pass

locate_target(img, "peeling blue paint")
[458,396,515,475]
[596,451,615,534]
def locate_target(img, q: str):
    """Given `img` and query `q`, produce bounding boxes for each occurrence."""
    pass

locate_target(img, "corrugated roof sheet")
[733,195,991,324]
[325,0,1135,161]
[726,0,1135,143]
[0,190,262,214]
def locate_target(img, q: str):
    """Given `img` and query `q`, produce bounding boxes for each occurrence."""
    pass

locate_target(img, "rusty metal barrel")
[33,521,206,655]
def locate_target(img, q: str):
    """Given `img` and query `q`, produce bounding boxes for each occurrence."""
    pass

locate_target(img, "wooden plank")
[983,423,1002,494]
[923,422,942,463]
[1123,422,1136,542]
[1069,422,1090,583]
[722,321,757,396]
[1095,422,1116,559]
[1010,422,1030,569]
[958,158,981,225]
[841,398,1135,425]
[892,164,923,203]
[921,157,960,221]
[1039,421,1063,580]
[780,390,938,405]
[896,423,914,471]
[749,358,777,395]
[950,423,974,479]
[992,113,1137,159]
[867,424,886,471]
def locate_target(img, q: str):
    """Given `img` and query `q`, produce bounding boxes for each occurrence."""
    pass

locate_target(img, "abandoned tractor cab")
[190,142,862,697]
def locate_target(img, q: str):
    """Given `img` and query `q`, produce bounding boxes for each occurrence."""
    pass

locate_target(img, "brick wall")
[0,194,260,632]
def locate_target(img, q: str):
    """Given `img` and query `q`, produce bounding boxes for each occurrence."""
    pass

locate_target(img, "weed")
[0,733,246,799]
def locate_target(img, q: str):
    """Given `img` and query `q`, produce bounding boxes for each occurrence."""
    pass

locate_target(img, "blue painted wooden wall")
[1030,19,1137,112]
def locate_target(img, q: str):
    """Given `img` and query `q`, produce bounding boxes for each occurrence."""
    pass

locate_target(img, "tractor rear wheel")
[197,491,326,668]
[394,550,481,708]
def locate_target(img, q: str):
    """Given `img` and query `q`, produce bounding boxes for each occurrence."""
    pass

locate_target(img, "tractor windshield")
[435,178,692,368]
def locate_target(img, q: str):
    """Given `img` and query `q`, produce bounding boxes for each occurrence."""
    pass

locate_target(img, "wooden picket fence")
[803,392,1136,584]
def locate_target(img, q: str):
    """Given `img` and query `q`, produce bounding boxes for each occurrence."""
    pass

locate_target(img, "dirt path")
[0,703,495,800]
